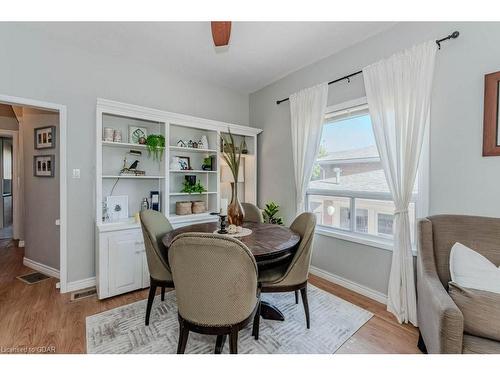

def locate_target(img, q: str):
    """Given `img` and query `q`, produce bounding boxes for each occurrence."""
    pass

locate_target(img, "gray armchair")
[417,215,500,354]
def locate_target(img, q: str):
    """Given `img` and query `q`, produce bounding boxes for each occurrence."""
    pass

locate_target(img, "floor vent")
[71,287,97,301]
[17,272,51,285]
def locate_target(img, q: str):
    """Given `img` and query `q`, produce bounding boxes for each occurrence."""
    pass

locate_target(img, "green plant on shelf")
[146,134,165,161]
[181,180,207,194]
[263,201,284,225]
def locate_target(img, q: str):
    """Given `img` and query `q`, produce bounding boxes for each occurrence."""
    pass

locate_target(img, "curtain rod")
[276,31,460,105]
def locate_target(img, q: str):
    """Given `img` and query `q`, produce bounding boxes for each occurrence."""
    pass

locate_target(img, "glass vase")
[228,182,244,226]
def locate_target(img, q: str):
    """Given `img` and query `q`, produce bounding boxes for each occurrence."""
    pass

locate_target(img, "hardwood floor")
[0,241,420,354]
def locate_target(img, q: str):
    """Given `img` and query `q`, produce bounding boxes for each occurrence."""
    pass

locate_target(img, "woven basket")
[192,200,206,214]
[176,201,192,215]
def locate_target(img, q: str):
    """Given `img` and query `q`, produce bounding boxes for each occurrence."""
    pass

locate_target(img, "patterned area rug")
[86,285,373,354]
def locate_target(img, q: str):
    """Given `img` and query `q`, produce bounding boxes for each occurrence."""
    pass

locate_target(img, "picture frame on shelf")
[34,126,56,149]
[177,156,191,170]
[33,155,55,177]
[129,126,148,145]
[106,195,129,221]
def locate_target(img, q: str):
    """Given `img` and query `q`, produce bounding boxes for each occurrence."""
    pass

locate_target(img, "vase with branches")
[220,129,244,226]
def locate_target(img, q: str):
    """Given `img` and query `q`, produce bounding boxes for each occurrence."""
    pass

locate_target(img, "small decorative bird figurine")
[128,160,139,170]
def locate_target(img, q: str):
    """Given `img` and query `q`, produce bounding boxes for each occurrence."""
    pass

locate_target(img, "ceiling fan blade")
[211,21,231,47]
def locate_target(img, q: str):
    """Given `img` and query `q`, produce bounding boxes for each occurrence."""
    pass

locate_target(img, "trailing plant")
[145,134,165,161]
[181,180,207,194]
[220,129,243,183]
[263,201,284,225]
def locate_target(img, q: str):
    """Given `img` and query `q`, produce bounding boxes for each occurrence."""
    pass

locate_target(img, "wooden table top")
[161,222,301,263]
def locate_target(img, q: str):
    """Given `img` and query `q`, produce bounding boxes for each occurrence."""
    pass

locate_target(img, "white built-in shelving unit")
[95,98,262,299]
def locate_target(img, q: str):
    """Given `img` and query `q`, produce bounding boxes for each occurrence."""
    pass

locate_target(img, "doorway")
[0,95,67,292]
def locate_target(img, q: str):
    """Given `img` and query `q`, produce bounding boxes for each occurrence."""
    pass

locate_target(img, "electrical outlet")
[72,169,81,179]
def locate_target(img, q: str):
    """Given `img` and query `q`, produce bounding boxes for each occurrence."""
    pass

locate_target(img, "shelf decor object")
[145,134,165,161]
[220,130,244,226]
[176,201,192,215]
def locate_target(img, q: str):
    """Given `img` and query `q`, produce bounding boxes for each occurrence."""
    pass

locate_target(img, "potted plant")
[181,180,207,194]
[145,134,165,161]
[263,201,284,225]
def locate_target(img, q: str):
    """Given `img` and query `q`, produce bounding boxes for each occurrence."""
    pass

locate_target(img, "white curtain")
[363,40,437,325]
[289,82,329,215]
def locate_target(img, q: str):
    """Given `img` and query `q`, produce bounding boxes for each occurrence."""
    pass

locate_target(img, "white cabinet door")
[108,231,143,296]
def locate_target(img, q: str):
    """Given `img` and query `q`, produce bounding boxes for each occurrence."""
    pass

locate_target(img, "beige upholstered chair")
[140,210,175,326]
[242,202,264,223]
[168,233,260,354]
[417,215,500,354]
[254,212,316,337]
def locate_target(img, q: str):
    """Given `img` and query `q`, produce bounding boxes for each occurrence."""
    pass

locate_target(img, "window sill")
[315,226,417,256]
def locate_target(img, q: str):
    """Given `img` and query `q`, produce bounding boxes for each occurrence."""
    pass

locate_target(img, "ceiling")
[26,22,396,94]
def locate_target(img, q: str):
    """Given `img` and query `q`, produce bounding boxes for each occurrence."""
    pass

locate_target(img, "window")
[306,98,422,248]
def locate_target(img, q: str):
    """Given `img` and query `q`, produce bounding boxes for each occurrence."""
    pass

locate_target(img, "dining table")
[161,221,301,321]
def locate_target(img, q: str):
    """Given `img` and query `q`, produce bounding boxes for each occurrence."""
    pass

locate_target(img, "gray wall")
[250,22,500,295]
[0,23,249,282]
[22,108,60,269]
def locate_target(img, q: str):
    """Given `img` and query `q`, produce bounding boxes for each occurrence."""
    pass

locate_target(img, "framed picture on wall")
[483,70,500,156]
[34,126,56,149]
[33,155,55,177]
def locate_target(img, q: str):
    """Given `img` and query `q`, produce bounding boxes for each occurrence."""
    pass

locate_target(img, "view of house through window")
[307,103,416,243]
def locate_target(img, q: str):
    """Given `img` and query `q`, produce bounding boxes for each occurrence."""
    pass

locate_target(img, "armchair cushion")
[450,242,500,294]
[449,282,500,342]
[462,335,500,354]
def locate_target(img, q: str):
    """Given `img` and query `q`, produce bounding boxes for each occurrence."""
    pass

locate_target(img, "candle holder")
[218,214,228,234]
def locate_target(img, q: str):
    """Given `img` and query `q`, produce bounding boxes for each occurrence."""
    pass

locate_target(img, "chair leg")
[145,281,157,326]
[417,332,427,354]
[294,290,299,304]
[161,286,165,301]
[252,301,261,340]
[215,335,226,354]
[300,286,310,329]
[177,321,189,354]
[229,329,238,354]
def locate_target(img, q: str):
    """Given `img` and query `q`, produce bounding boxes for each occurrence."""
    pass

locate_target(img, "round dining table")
[161,221,301,321]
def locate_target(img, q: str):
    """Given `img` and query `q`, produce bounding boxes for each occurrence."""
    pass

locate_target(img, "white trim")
[23,257,60,279]
[66,277,96,293]
[97,98,263,136]
[0,94,68,293]
[325,96,368,115]
[315,226,393,251]
[310,265,388,305]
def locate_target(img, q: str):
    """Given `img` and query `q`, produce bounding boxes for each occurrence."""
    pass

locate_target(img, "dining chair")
[139,210,175,326]
[168,233,260,354]
[254,212,316,336]
[242,202,264,223]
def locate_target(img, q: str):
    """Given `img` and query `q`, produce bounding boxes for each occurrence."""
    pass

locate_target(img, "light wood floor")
[0,240,420,354]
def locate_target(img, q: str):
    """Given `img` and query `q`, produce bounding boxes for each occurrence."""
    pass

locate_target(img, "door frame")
[0,94,68,293]
[0,130,19,235]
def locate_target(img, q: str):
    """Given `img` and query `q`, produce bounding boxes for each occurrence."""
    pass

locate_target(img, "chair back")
[242,202,264,223]
[280,212,316,285]
[140,210,173,281]
[423,215,500,286]
[168,233,258,326]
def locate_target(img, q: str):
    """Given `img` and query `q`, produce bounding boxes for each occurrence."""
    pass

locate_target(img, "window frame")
[306,97,429,253]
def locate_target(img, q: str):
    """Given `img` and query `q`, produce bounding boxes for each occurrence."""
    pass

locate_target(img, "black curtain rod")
[276,31,460,105]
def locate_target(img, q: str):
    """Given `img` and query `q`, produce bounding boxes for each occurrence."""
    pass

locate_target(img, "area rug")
[86,285,373,354]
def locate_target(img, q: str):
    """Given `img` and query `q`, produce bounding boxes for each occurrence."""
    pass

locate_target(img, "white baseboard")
[23,257,60,279]
[310,265,388,305]
[18,240,25,248]
[66,277,96,293]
